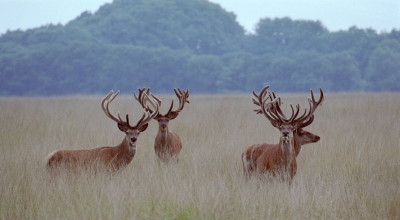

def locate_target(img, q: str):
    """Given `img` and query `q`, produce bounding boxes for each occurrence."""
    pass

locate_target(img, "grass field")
[1,92,399,219]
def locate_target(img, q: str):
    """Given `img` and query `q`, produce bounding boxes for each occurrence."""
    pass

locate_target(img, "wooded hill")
[1,0,399,96]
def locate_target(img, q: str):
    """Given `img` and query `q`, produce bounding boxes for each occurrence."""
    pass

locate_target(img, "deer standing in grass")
[46,90,159,173]
[135,88,189,163]
[242,90,321,173]
[241,86,324,182]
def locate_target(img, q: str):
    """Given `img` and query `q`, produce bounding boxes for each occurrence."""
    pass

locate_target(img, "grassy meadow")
[1,92,399,219]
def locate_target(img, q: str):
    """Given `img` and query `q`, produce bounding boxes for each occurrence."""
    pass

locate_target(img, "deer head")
[134,88,189,132]
[252,86,324,142]
[102,90,159,147]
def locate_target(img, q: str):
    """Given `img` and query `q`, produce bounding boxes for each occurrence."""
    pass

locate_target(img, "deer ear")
[117,123,128,132]
[168,112,179,120]
[138,123,148,132]
[153,114,161,120]
[270,121,280,128]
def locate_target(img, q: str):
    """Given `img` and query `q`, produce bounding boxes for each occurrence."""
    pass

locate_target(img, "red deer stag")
[242,90,321,177]
[134,88,189,163]
[46,90,159,173]
[241,86,324,182]
[248,90,320,157]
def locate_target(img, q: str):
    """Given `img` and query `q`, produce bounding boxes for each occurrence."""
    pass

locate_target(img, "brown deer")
[246,89,320,156]
[242,124,320,177]
[134,88,189,163]
[241,86,324,182]
[46,90,159,173]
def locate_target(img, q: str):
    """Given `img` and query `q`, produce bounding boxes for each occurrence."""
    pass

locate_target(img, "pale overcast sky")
[0,0,399,35]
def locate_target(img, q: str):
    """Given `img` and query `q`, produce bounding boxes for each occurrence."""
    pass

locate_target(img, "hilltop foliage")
[1,0,399,96]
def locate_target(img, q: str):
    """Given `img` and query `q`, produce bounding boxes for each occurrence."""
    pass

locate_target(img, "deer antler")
[291,87,324,128]
[102,90,159,129]
[252,86,324,129]
[163,88,190,117]
[253,86,321,129]
[132,88,160,129]
[252,86,285,127]
[102,90,135,128]
[252,87,286,117]
[136,88,189,118]
[134,88,152,112]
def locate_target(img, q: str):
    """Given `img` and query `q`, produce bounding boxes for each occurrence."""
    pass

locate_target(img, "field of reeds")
[1,92,399,219]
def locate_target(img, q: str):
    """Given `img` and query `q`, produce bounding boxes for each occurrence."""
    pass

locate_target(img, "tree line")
[1,0,399,96]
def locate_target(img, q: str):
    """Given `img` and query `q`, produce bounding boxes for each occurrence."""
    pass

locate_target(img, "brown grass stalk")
[1,93,399,219]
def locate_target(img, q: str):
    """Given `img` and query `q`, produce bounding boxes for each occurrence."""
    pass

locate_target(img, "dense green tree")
[220,52,254,92]
[290,51,327,91]
[267,57,299,92]
[249,17,328,55]
[365,39,400,91]
[68,0,245,55]
[244,54,275,92]
[0,0,399,96]
[319,27,381,79]
[323,52,363,91]
[185,55,223,93]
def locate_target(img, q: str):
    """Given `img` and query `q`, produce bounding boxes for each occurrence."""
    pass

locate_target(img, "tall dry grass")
[0,92,399,219]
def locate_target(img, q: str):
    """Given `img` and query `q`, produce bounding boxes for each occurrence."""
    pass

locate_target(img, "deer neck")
[292,135,302,157]
[118,137,136,159]
[158,127,170,144]
[279,136,294,165]
[101,138,135,171]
